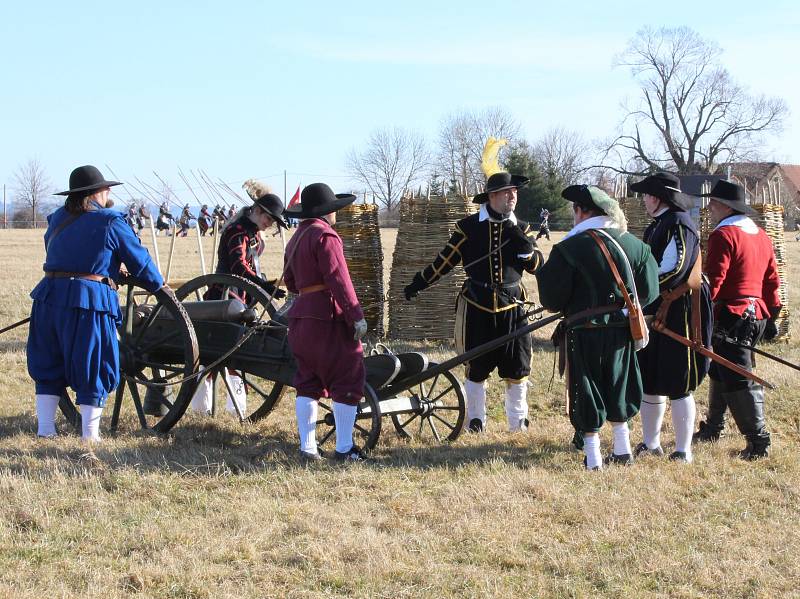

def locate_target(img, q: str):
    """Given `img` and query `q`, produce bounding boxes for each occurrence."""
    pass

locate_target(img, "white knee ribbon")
[333,401,357,454]
[640,393,667,449]
[81,405,103,442]
[295,396,318,454]
[463,380,487,425]
[35,394,60,438]
[671,394,695,456]
[504,382,529,431]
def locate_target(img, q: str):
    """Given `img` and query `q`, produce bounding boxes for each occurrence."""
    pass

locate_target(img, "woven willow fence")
[388,194,477,340]
[618,196,650,240]
[336,203,385,336]
[751,203,791,340]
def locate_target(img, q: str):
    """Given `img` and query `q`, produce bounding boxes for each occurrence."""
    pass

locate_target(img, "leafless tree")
[603,26,788,175]
[346,127,429,212]
[12,157,54,227]
[532,127,590,184]
[436,106,520,195]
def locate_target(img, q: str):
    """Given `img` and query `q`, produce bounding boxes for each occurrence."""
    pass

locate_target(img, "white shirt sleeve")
[659,235,679,275]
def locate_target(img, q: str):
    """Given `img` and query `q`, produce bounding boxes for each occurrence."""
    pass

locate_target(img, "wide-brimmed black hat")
[701,180,749,213]
[472,172,530,204]
[630,172,694,211]
[283,183,356,218]
[254,193,288,229]
[55,165,121,196]
[561,184,603,213]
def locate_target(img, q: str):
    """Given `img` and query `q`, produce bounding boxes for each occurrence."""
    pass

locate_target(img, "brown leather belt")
[45,271,118,290]
[299,283,328,295]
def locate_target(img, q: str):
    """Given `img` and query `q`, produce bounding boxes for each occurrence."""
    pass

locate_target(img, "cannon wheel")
[390,365,465,443]
[174,273,287,423]
[59,279,201,434]
[316,384,382,452]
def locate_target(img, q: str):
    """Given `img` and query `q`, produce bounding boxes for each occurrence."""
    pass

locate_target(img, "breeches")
[567,327,642,433]
[709,312,767,391]
[460,302,532,383]
[27,301,119,407]
[288,317,365,406]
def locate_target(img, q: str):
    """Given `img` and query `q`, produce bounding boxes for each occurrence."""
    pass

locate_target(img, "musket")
[650,321,775,389]
[715,334,800,373]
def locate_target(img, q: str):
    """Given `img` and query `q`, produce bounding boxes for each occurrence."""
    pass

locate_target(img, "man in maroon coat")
[694,180,782,459]
[283,183,368,462]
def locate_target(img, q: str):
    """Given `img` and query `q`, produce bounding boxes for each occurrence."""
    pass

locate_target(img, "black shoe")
[692,421,722,444]
[298,449,326,463]
[739,442,769,461]
[468,418,484,433]
[604,453,634,466]
[634,442,664,458]
[582,456,602,471]
[668,451,692,463]
[333,447,368,463]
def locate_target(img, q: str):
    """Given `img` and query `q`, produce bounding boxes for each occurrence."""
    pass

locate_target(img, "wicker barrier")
[387,195,477,340]
[336,203,385,337]
[751,204,791,340]
[618,195,651,240]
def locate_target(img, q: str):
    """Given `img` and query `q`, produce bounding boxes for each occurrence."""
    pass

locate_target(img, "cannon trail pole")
[379,309,560,398]
[149,212,162,274]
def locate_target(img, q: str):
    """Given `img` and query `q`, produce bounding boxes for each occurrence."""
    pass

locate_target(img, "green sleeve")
[535,246,573,311]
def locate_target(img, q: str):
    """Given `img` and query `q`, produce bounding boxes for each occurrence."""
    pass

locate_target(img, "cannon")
[57,273,559,450]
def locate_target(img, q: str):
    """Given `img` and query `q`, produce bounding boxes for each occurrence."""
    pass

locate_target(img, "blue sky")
[1,0,798,207]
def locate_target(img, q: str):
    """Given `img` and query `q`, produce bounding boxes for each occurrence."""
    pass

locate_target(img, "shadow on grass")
[0,340,26,353]
[0,411,578,477]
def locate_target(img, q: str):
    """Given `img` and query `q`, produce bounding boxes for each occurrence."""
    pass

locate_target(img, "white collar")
[564,215,617,239]
[653,206,670,218]
[478,203,517,224]
[715,214,758,234]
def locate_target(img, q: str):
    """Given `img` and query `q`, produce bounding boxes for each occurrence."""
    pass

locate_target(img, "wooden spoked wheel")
[390,365,465,443]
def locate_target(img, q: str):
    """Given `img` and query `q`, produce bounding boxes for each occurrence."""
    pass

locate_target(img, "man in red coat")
[694,180,782,459]
[283,183,368,462]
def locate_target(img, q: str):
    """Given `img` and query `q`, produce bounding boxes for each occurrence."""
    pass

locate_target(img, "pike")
[0,316,30,335]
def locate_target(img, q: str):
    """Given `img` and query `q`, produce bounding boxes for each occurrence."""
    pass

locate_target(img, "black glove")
[404,273,427,300]
[255,277,287,300]
[504,221,534,255]
[763,319,778,342]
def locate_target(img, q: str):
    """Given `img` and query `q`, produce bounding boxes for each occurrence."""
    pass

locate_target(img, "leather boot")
[724,384,771,460]
[693,379,726,443]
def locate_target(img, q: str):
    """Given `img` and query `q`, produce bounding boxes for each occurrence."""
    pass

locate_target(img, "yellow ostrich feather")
[242,178,272,201]
[480,137,508,178]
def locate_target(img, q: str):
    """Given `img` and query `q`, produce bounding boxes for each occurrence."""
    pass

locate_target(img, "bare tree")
[12,158,54,227]
[346,127,429,212]
[436,106,520,195]
[604,26,788,175]
[532,127,590,184]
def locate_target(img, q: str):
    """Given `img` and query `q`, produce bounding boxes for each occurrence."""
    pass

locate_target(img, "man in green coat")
[536,185,659,470]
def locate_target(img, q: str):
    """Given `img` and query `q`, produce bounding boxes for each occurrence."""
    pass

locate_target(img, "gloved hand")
[503,221,534,254]
[763,319,779,342]
[257,277,287,300]
[353,318,368,341]
[404,273,427,301]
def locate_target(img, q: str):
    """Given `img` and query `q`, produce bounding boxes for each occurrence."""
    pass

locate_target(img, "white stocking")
[295,396,318,454]
[35,394,60,438]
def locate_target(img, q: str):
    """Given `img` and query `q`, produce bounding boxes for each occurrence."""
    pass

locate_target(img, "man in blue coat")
[27,165,164,442]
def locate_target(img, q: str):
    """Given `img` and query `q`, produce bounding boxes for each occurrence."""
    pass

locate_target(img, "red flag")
[288,185,301,207]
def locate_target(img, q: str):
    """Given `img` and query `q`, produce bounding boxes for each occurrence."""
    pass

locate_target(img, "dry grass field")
[1,224,799,598]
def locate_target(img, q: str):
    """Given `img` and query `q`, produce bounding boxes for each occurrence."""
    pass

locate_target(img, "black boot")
[693,379,726,443]
[724,384,771,460]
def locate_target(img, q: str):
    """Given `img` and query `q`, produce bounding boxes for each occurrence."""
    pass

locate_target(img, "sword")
[714,334,800,373]
[650,321,775,389]
[0,316,30,335]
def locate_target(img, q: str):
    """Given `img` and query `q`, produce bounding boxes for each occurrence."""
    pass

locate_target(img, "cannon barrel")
[132,299,257,326]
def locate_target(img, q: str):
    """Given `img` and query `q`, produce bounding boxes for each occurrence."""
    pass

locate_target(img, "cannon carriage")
[57,273,474,450]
